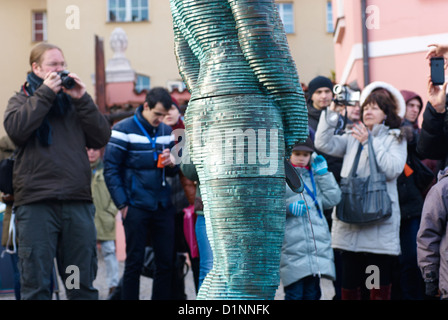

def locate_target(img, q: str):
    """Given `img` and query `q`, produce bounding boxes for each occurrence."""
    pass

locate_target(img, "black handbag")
[336,135,392,224]
[0,156,14,195]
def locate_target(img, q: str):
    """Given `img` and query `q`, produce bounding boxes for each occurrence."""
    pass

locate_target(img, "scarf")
[24,72,72,146]
[170,118,185,131]
[291,163,310,170]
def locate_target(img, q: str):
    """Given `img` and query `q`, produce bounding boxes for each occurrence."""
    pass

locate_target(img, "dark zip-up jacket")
[3,84,111,206]
[417,98,448,167]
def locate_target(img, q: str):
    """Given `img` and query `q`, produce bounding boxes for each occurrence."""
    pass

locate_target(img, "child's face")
[290,150,311,167]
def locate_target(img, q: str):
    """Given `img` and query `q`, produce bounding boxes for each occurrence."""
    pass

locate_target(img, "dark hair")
[361,88,402,129]
[145,87,172,110]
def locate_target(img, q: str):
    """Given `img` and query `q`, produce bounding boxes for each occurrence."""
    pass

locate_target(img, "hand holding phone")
[427,76,447,113]
[427,44,448,69]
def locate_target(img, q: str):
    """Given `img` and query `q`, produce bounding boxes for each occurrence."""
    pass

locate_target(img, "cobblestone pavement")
[0,253,335,300]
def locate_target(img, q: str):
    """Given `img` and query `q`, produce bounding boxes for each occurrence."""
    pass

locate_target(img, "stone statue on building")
[106,27,135,83]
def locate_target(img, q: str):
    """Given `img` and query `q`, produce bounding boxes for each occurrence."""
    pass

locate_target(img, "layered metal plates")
[170,0,308,300]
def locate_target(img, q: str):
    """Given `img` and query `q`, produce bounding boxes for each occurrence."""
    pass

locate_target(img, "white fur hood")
[359,81,406,118]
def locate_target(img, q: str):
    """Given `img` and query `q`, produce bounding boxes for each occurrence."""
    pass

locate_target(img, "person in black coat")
[393,90,430,300]
[417,43,448,166]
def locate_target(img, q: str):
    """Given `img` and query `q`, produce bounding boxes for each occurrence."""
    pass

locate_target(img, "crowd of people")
[1,41,448,300]
[281,42,448,301]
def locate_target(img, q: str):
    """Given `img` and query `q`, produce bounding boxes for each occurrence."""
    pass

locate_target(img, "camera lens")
[62,77,75,89]
[58,71,75,89]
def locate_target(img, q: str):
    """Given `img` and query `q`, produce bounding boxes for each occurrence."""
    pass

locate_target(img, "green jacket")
[91,160,117,240]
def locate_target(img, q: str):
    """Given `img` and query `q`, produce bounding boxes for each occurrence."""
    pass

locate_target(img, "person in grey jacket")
[314,81,407,300]
[417,167,448,300]
[281,137,341,300]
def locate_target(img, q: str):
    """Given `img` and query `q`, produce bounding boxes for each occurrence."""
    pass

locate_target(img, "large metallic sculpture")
[170,0,308,299]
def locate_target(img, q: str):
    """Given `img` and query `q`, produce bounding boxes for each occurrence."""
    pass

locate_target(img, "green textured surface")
[170,0,308,299]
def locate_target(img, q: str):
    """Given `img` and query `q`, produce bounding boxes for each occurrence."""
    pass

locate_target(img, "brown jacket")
[3,84,111,206]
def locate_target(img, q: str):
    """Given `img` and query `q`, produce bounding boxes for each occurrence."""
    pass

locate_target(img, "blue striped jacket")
[103,105,178,211]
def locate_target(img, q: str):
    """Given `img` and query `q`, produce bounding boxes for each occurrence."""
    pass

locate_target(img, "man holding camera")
[3,42,111,300]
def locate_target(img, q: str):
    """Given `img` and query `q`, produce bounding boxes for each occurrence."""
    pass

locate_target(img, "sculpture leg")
[196,176,285,300]
[186,95,286,300]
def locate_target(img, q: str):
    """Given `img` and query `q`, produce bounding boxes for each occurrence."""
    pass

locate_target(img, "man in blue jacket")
[103,87,178,300]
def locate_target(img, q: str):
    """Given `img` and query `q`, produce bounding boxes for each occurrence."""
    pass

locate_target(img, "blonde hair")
[29,43,63,67]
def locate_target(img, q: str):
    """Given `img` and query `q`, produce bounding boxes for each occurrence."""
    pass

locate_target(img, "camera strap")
[22,82,31,97]
[133,114,167,187]
[133,114,158,162]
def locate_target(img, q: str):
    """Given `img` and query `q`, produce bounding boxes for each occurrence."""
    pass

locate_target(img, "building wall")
[288,0,335,85]
[333,0,448,102]
[0,0,47,137]
[0,0,335,136]
[47,0,179,97]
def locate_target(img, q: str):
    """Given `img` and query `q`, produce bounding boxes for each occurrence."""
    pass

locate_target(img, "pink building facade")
[332,0,448,107]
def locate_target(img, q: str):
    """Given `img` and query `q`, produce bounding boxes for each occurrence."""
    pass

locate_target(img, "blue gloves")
[288,200,310,217]
[311,155,328,175]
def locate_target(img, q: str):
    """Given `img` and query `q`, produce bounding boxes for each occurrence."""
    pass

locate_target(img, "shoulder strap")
[133,114,158,162]
[349,143,363,177]
[367,134,381,174]
[303,169,323,219]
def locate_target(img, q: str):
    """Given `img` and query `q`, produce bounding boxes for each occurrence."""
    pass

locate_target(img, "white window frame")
[326,1,335,33]
[108,0,149,22]
[32,11,47,42]
[135,74,150,93]
[277,3,294,34]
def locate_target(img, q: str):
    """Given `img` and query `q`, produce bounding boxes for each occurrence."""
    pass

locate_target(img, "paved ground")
[0,252,335,300]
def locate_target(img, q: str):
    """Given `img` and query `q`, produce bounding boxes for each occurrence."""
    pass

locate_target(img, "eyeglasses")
[44,62,67,68]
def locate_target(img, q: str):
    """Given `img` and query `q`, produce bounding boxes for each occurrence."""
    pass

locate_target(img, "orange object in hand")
[404,163,414,177]
[157,153,165,168]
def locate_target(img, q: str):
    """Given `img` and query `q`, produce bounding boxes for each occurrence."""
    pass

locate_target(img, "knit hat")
[292,137,314,153]
[308,76,334,100]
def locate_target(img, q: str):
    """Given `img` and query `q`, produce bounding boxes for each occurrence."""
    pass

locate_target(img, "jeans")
[16,201,98,300]
[284,276,322,300]
[195,215,213,289]
[122,204,176,300]
[98,240,120,289]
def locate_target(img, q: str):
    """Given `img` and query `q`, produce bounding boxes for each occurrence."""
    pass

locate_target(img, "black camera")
[57,70,76,89]
[333,84,360,106]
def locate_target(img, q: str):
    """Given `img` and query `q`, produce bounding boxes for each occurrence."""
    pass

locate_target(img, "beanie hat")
[308,76,334,100]
[292,137,314,153]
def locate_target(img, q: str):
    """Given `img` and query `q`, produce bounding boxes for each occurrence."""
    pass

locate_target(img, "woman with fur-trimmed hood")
[315,81,407,300]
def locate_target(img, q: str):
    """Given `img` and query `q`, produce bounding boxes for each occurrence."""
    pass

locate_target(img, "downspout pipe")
[361,0,370,86]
